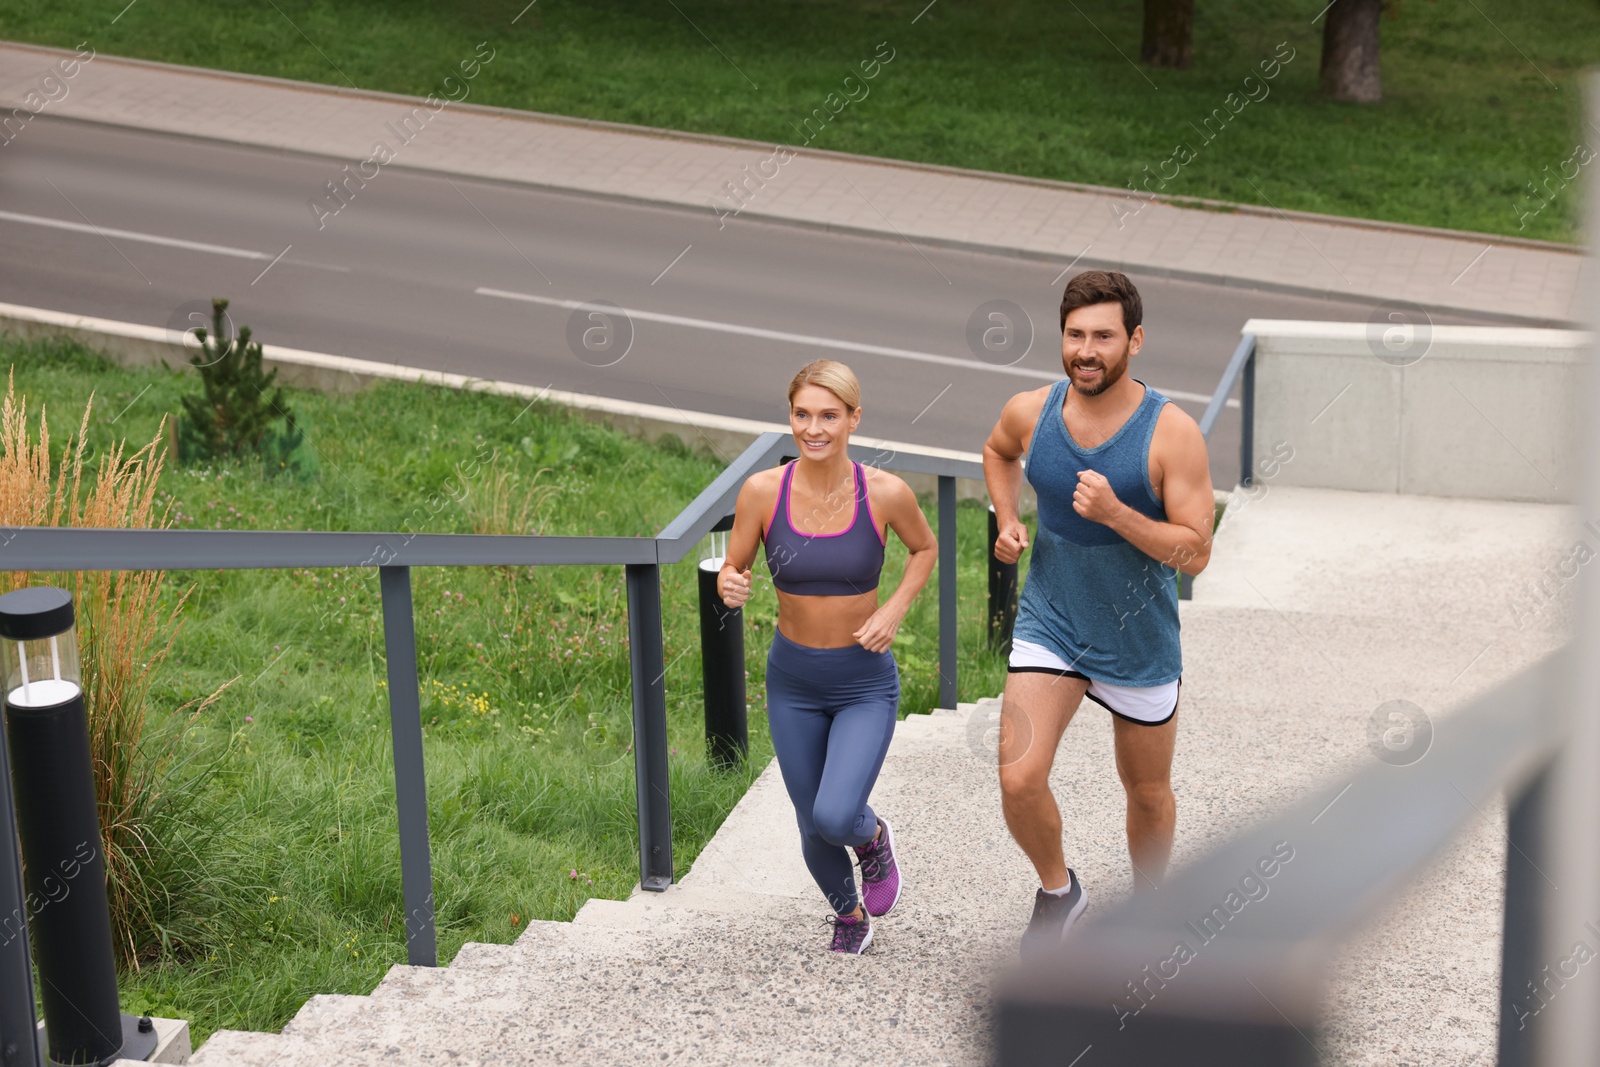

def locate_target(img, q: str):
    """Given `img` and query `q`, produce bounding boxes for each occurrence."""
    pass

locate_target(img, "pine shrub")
[178,299,307,476]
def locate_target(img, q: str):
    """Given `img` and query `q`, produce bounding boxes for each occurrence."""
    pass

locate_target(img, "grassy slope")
[1,0,1595,239]
[11,339,1013,1039]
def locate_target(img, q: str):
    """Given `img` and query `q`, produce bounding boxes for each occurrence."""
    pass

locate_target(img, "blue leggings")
[765,627,900,915]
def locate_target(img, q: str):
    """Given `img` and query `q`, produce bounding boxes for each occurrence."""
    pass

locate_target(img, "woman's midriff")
[774,588,879,648]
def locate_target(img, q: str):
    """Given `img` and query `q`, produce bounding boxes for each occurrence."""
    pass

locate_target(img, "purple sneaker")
[828,912,873,954]
[854,816,902,917]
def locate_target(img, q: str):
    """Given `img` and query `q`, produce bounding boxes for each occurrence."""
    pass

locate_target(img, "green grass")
[4,0,1597,239]
[9,338,1016,1042]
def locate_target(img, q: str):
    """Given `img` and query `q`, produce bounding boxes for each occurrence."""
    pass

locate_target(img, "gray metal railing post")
[986,505,1017,653]
[0,710,43,1067]
[1240,344,1256,488]
[1498,758,1553,1067]
[937,476,958,709]
[626,562,673,891]
[378,566,436,968]
[1197,332,1256,525]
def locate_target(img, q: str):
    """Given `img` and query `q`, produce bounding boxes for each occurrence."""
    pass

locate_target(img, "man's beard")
[1067,343,1131,396]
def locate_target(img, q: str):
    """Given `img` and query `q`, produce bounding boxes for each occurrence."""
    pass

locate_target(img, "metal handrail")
[1198,332,1257,488]
[1176,332,1257,603]
[0,423,977,1065]
[0,527,659,570]
[656,434,789,558]
[1198,334,1255,440]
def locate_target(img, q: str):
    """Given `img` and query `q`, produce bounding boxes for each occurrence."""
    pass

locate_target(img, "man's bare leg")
[997,670,1088,890]
[1111,708,1179,890]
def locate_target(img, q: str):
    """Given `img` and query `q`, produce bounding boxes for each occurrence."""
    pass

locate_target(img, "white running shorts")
[1007,638,1180,726]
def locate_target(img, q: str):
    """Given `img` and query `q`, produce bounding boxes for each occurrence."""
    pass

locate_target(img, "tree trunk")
[1319,0,1382,102]
[1140,0,1194,70]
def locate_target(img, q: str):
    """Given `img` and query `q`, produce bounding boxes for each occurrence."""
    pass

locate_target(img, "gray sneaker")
[1020,871,1088,958]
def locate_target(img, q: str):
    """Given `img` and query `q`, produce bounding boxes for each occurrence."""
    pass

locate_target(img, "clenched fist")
[993,519,1030,565]
[719,564,753,609]
[1073,469,1124,526]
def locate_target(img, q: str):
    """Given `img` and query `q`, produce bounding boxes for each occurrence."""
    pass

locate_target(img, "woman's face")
[789,384,860,460]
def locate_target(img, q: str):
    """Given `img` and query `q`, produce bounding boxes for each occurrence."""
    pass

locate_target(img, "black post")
[987,505,1018,652]
[697,560,746,768]
[1240,346,1256,488]
[937,476,958,710]
[379,567,437,968]
[1497,759,1553,1067]
[626,562,673,891]
[0,589,120,1066]
[0,695,43,1067]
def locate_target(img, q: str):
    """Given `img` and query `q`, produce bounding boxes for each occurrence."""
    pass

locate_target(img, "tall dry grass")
[457,452,560,537]
[0,372,201,966]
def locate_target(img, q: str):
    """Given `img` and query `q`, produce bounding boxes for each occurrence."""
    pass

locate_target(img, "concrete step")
[196,895,1003,1067]
[576,883,812,925]
[187,689,1027,1065]
[188,1029,300,1067]
[279,994,374,1039]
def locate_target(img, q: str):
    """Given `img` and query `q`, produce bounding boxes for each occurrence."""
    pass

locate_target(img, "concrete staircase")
[186,486,1573,1066]
[190,702,1018,1067]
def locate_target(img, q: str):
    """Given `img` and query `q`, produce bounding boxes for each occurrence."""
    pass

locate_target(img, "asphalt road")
[1,116,1502,490]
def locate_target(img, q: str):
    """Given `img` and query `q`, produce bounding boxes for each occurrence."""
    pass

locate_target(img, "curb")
[0,301,1005,503]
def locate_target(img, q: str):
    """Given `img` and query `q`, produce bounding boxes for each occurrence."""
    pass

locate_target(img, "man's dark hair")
[1059,270,1143,336]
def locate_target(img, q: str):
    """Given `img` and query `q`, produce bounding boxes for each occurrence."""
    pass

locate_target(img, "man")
[982,270,1213,954]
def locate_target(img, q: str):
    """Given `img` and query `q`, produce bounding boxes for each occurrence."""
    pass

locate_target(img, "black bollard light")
[0,587,157,1066]
[987,505,1019,653]
[697,520,747,769]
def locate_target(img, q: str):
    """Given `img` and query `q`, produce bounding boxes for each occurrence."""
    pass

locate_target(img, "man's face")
[1061,302,1143,396]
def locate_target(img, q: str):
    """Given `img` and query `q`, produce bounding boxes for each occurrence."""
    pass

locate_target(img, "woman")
[719,360,938,954]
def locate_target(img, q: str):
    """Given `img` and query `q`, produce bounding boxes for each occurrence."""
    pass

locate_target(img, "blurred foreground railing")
[996,650,1568,1066]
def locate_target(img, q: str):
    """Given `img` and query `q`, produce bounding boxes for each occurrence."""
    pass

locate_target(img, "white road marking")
[476,286,1237,408]
[0,209,349,270]
[251,243,293,285]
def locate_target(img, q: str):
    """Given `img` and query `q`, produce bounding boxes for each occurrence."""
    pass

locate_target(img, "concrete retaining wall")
[1244,319,1589,503]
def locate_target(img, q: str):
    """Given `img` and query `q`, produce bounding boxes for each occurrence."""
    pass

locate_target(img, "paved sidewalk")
[0,41,1584,326]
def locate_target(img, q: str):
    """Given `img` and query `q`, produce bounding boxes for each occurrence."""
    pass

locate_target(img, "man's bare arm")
[983,390,1045,564]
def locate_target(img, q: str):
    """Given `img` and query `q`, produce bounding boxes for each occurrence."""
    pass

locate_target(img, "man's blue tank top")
[1012,378,1182,686]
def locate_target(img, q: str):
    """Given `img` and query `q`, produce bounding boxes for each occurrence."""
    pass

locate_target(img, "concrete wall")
[1244,319,1589,503]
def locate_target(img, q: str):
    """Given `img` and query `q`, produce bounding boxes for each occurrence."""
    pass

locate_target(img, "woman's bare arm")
[852,472,937,652]
[718,471,775,608]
